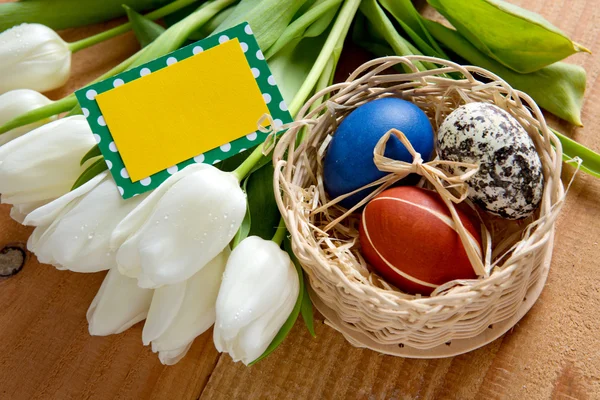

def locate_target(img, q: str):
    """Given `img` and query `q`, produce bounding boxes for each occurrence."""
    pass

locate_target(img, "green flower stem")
[552,128,600,178]
[271,218,288,247]
[67,0,200,53]
[288,0,361,117]
[232,142,266,182]
[0,95,77,135]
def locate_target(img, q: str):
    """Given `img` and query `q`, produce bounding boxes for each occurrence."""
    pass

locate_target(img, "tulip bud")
[0,23,71,93]
[87,267,154,336]
[111,164,246,288]
[0,115,96,222]
[143,249,229,365]
[0,89,55,145]
[24,173,147,273]
[213,236,299,365]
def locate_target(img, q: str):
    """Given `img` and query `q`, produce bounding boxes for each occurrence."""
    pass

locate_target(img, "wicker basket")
[273,56,568,357]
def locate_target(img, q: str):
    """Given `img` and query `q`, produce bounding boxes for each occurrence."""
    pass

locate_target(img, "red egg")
[359,186,482,295]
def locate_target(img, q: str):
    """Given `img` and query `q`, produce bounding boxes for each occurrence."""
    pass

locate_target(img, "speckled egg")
[437,102,543,219]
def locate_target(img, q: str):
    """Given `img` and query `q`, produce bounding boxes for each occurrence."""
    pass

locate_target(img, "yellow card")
[95,38,269,182]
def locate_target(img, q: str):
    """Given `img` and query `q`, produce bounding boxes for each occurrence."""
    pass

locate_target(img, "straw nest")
[273,56,566,351]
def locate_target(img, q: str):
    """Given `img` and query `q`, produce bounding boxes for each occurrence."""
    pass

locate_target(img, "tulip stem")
[232,142,266,182]
[0,95,77,135]
[271,218,288,247]
[288,0,361,117]
[67,0,200,53]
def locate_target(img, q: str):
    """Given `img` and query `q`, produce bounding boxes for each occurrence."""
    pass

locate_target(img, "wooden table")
[1,1,599,399]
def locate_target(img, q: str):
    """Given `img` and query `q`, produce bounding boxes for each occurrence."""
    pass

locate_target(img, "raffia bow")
[316,127,489,277]
[373,129,479,204]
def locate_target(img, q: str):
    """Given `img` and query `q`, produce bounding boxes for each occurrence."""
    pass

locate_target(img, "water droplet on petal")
[164,215,169,220]
[88,233,94,240]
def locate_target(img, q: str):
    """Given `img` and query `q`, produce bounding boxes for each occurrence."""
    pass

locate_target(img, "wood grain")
[1,1,599,399]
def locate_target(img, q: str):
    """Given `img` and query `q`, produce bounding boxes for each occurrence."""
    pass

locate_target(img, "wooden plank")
[0,0,598,399]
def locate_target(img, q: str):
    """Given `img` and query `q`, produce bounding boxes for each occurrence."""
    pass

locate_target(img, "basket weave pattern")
[273,56,565,350]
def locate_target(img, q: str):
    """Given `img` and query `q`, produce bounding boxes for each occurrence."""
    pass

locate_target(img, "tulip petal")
[9,199,47,223]
[236,274,298,365]
[215,237,293,341]
[35,177,146,272]
[150,248,229,357]
[0,89,54,145]
[155,342,193,366]
[87,268,153,336]
[27,188,90,264]
[0,24,71,93]
[23,171,107,227]
[0,116,95,205]
[142,281,187,346]
[110,164,208,251]
[115,165,245,287]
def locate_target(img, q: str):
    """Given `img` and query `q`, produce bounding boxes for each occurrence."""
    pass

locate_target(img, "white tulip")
[87,267,153,336]
[0,115,96,222]
[0,23,71,93]
[24,173,147,273]
[143,249,229,365]
[111,164,246,288]
[213,236,299,365]
[0,89,55,145]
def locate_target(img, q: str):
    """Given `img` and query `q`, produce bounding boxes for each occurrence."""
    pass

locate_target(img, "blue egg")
[323,98,434,208]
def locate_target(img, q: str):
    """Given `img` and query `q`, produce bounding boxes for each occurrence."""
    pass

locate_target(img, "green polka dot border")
[75,22,292,199]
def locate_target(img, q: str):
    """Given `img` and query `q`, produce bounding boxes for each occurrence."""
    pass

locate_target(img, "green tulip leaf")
[269,33,329,106]
[249,236,304,366]
[212,0,308,52]
[0,0,173,32]
[552,129,600,179]
[359,0,430,73]
[265,0,342,59]
[71,157,108,191]
[246,161,281,241]
[194,5,235,39]
[300,273,316,338]
[378,0,447,59]
[285,237,315,338]
[424,20,586,127]
[426,0,590,73]
[80,145,102,166]
[124,4,166,48]
[231,201,251,249]
[162,2,202,27]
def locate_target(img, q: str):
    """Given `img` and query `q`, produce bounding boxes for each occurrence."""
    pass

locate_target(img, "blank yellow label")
[95,38,269,182]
